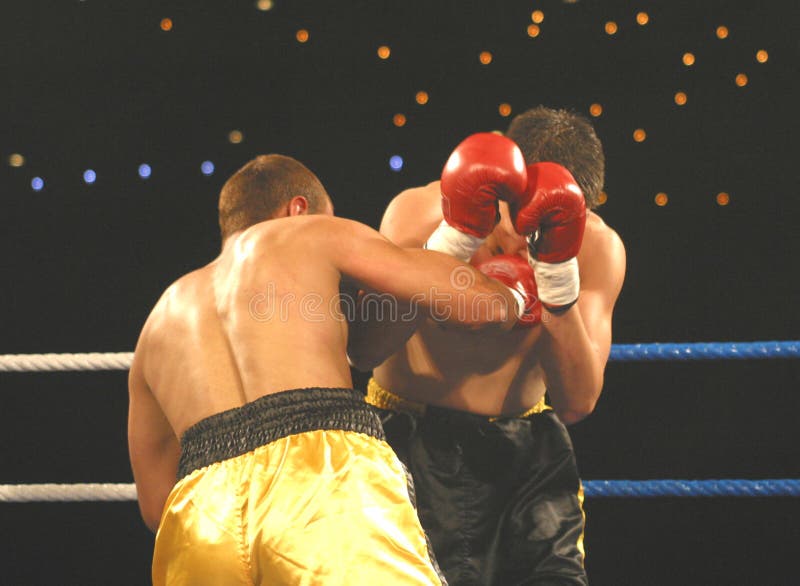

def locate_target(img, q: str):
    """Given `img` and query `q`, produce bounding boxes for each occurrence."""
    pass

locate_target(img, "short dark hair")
[506,106,605,209]
[218,154,330,240]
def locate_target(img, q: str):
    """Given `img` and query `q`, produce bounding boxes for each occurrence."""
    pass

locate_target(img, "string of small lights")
[3,2,774,208]
[10,157,219,192]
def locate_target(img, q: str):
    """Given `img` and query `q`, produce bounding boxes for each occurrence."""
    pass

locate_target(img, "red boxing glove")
[426,133,527,261]
[441,133,528,237]
[475,254,542,327]
[514,162,586,262]
[514,163,586,312]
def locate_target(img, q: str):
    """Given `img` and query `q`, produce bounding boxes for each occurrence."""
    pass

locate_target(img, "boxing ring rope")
[2,479,800,503]
[1,483,138,503]
[0,341,798,373]
[0,352,133,373]
[608,341,799,362]
[2,340,798,503]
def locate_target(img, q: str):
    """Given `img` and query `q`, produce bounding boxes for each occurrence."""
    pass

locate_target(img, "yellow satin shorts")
[152,388,444,586]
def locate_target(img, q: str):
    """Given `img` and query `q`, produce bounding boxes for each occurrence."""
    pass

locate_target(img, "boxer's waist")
[178,387,382,479]
[366,378,550,422]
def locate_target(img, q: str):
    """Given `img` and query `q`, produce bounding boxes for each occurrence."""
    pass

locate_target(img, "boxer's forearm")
[539,305,604,424]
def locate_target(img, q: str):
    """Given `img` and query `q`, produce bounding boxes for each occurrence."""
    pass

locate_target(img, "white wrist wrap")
[529,257,580,308]
[505,285,527,320]
[424,220,484,262]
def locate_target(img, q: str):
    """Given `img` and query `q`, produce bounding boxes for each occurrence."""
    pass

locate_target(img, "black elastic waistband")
[177,387,383,479]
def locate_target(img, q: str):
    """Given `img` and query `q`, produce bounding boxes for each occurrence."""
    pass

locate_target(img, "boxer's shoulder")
[386,181,441,212]
[380,181,443,247]
[236,215,354,252]
[579,211,626,287]
[144,267,210,335]
[583,212,625,255]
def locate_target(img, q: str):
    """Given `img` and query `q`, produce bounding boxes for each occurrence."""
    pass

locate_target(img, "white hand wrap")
[424,220,485,262]
[528,257,580,309]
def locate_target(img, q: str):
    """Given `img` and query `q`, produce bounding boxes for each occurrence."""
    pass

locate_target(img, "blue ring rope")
[608,341,799,362]
[583,479,800,498]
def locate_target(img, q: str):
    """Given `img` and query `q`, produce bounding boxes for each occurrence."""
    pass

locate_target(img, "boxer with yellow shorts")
[128,155,525,584]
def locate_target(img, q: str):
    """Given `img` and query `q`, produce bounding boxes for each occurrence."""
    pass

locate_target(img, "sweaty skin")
[371,180,626,420]
[128,213,520,531]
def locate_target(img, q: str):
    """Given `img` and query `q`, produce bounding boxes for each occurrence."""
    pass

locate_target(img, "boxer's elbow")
[554,385,602,425]
[346,334,381,370]
[135,484,170,533]
[346,349,384,372]
[130,437,179,533]
[140,501,163,533]
[558,402,595,425]
[144,516,160,533]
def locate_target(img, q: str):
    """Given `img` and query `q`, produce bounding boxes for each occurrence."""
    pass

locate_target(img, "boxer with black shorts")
[349,107,627,585]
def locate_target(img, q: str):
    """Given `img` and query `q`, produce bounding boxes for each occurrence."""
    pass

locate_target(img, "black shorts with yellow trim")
[152,387,447,586]
[366,379,588,586]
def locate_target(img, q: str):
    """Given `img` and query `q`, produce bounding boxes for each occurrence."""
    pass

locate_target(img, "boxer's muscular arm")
[325,217,517,368]
[539,220,626,424]
[128,332,180,532]
[346,184,443,370]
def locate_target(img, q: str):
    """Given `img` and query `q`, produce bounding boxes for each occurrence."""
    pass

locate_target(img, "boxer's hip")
[153,387,445,585]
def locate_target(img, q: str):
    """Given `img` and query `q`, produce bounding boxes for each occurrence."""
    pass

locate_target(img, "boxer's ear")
[286,195,309,216]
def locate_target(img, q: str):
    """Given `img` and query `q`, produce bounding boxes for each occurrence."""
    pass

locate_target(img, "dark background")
[2,1,799,584]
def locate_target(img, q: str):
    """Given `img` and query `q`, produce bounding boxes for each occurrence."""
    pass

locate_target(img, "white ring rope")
[0,352,133,372]
[0,483,137,502]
